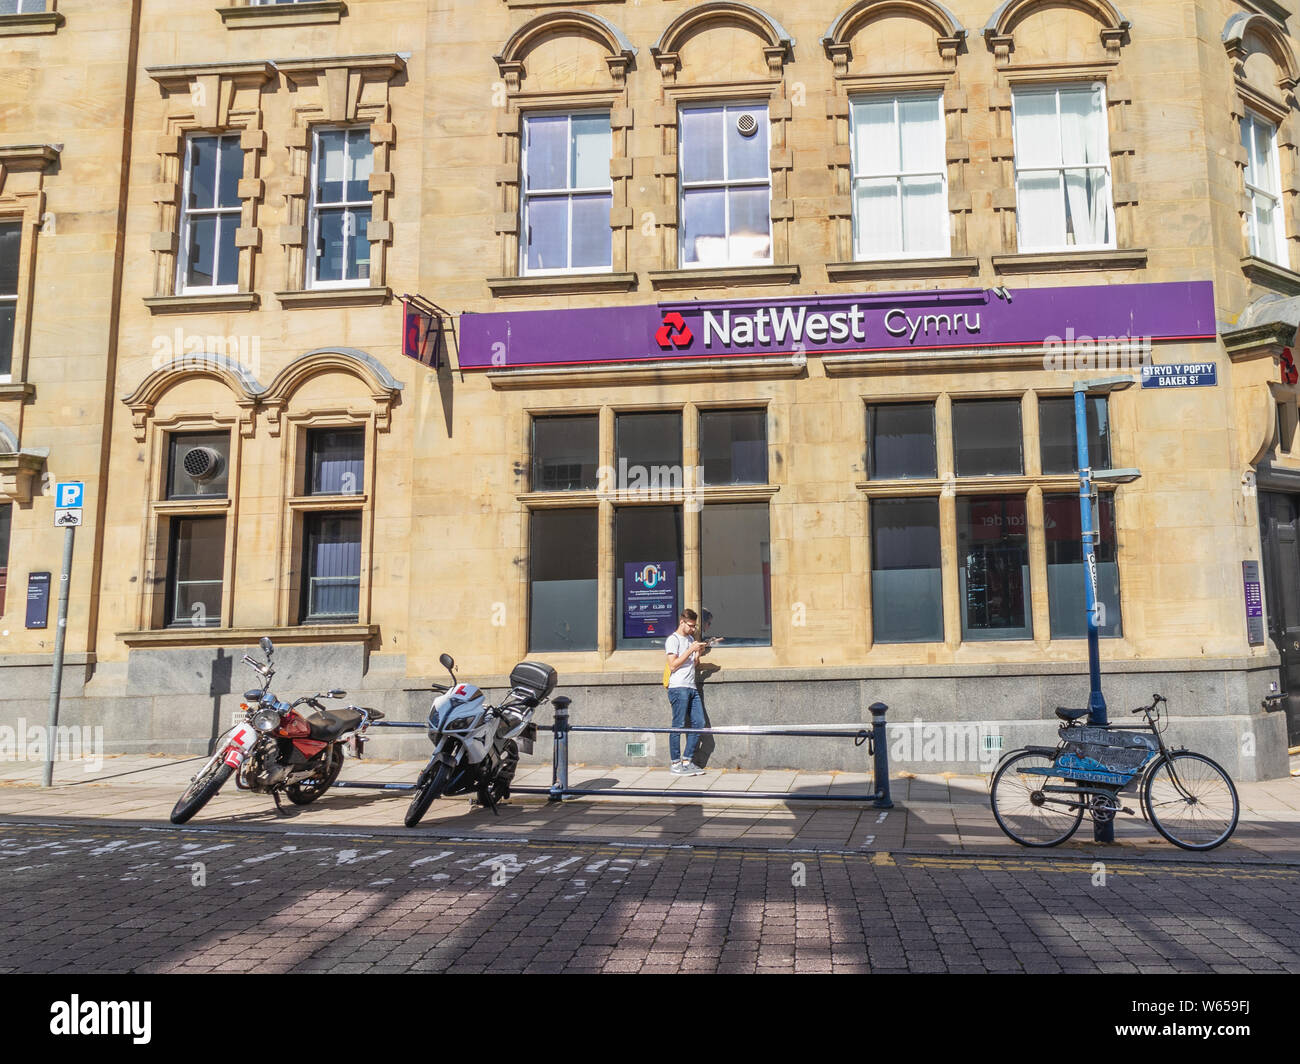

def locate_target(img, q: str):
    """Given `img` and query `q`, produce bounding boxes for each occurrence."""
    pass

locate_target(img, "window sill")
[991,248,1147,274]
[118,623,379,649]
[144,292,259,314]
[1241,255,1300,295]
[288,493,368,510]
[518,484,779,506]
[218,2,347,28]
[0,382,35,402]
[855,475,1080,496]
[826,257,979,282]
[648,264,800,290]
[0,11,64,36]
[487,272,637,297]
[276,286,391,309]
[152,498,232,514]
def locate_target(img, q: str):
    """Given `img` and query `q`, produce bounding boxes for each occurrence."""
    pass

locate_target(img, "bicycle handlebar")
[1132,693,1166,715]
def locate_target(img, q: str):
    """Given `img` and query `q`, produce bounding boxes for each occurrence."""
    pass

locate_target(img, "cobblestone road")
[3,820,1299,974]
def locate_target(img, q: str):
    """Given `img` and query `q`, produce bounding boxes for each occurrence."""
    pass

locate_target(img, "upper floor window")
[531,414,598,491]
[850,94,948,260]
[167,432,231,499]
[309,126,373,288]
[521,113,612,275]
[1242,110,1288,267]
[1012,84,1114,252]
[0,221,18,379]
[0,1,48,12]
[306,427,364,495]
[679,103,771,268]
[178,133,242,294]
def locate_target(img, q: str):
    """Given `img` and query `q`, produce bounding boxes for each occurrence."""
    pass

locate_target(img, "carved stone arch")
[1223,13,1300,106]
[822,0,967,73]
[260,347,403,436]
[651,2,795,81]
[983,0,1131,64]
[494,9,637,90]
[121,353,265,442]
[0,421,16,453]
[490,11,638,282]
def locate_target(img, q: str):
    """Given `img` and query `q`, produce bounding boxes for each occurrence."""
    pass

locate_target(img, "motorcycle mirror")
[328,689,346,699]
[439,653,455,672]
[259,636,274,656]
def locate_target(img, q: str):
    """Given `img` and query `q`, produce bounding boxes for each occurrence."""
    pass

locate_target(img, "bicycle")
[989,693,1239,851]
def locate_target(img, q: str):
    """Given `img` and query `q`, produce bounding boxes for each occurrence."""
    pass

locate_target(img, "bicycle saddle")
[1054,706,1090,722]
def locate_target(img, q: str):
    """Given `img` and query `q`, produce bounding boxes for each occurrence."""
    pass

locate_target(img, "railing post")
[869,701,893,808]
[549,696,570,802]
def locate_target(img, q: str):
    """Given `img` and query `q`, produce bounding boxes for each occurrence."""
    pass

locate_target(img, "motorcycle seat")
[304,707,365,740]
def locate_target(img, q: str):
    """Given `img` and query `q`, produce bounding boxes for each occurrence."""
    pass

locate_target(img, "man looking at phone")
[665,609,708,775]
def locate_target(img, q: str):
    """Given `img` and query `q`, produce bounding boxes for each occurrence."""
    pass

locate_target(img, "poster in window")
[623,561,677,639]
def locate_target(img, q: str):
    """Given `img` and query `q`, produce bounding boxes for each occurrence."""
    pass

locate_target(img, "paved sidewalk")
[2,754,1298,863]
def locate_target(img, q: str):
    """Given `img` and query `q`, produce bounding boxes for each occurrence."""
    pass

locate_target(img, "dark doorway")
[1258,491,1300,744]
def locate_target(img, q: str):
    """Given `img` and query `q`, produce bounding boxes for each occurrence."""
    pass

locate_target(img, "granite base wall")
[0,649,1289,781]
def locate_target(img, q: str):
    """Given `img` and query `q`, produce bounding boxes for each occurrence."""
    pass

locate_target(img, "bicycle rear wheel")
[1142,752,1238,851]
[990,750,1084,847]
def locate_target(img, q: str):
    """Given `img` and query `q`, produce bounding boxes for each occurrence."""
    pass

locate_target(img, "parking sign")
[56,482,84,509]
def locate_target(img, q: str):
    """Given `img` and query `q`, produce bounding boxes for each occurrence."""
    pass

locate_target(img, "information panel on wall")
[623,561,677,640]
[26,571,51,629]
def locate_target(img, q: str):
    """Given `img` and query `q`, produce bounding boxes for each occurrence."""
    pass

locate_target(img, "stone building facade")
[2,0,1299,779]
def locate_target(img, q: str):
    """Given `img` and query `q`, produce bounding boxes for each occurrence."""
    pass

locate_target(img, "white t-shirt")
[664,632,697,689]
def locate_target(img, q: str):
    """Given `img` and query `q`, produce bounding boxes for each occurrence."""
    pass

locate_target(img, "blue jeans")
[667,687,704,763]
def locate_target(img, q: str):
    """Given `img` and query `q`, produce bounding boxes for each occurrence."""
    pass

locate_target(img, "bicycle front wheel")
[1142,752,1239,851]
[990,750,1084,847]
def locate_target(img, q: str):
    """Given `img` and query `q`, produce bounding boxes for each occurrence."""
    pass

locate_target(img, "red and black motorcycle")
[170,637,382,824]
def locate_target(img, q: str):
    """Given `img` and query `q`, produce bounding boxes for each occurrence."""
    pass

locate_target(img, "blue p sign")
[56,482,84,509]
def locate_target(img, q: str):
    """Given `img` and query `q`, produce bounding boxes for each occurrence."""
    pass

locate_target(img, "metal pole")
[43,524,75,788]
[869,701,893,808]
[549,696,570,802]
[1074,385,1113,843]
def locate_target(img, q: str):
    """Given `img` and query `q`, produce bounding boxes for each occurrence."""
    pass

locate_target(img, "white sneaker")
[681,761,705,776]
[670,761,687,775]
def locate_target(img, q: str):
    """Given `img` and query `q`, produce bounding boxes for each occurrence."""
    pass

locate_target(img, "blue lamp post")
[1072,375,1141,842]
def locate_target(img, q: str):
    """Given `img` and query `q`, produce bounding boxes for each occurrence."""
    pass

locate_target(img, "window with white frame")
[1242,110,1289,267]
[309,126,373,288]
[1012,84,1115,252]
[178,133,242,293]
[679,103,772,268]
[520,112,612,274]
[850,94,949,259]
[0,220,18,379]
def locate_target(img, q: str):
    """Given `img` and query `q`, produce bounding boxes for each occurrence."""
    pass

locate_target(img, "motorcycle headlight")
[446,715,478,732]
[252,709,281,733]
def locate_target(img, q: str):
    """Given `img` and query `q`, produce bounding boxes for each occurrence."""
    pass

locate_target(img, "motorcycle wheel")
[285,746,344,806]
[170,758,235,824]
[405,759,453,828]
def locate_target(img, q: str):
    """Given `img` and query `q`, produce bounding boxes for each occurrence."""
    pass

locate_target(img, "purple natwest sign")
[458,281,1216,369]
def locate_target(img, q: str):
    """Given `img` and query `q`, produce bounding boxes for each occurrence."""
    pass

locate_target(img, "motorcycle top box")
[509,660,557,702]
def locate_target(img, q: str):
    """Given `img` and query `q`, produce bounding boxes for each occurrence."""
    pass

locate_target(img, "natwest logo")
[655,311,693,349]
